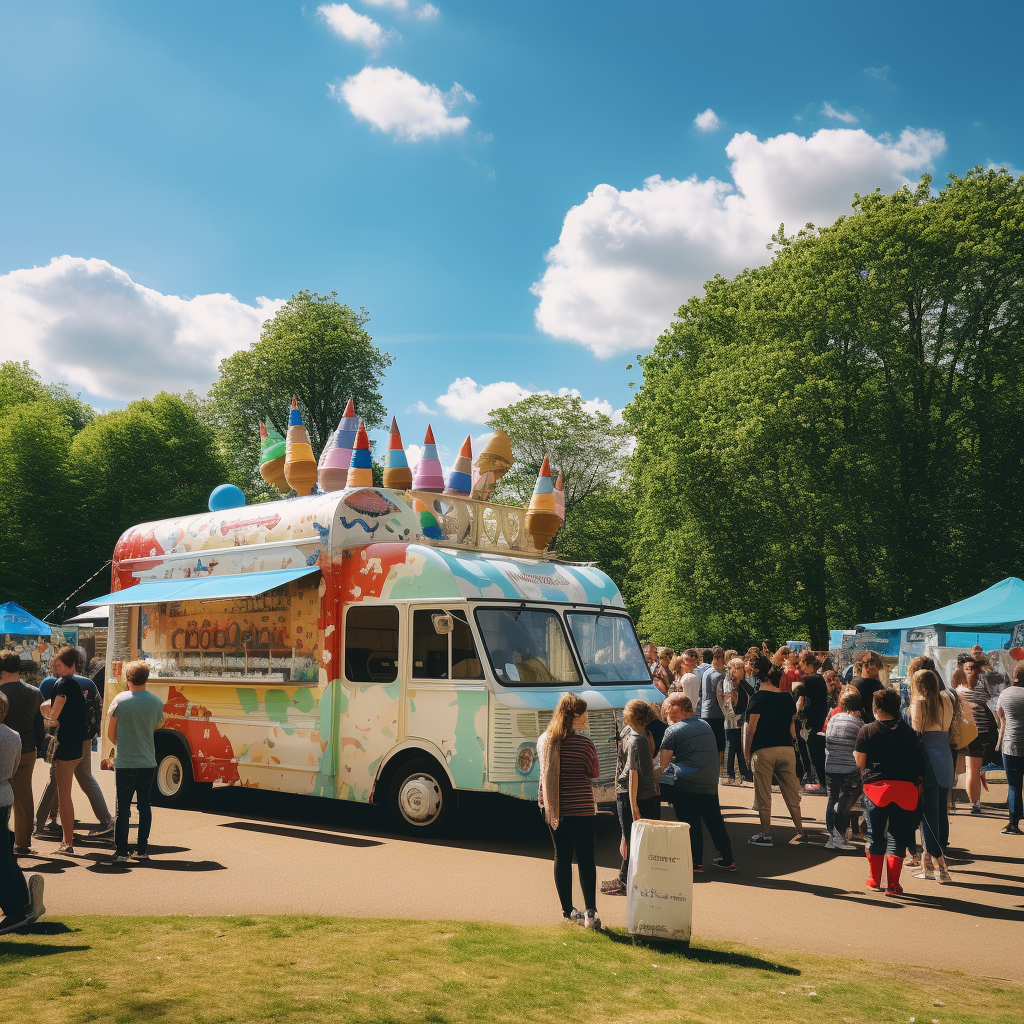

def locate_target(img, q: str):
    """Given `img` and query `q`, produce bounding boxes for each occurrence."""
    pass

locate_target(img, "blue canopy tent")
[0,602,52,636]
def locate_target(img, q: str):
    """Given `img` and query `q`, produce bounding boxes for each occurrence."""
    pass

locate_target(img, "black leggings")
[549,815,597,914]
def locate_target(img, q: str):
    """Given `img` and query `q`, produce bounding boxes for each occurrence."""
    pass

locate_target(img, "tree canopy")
[209,291,392,498]
[627,168,1024,649]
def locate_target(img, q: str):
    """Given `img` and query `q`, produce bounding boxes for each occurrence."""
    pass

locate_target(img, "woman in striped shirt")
[537,693,601,930]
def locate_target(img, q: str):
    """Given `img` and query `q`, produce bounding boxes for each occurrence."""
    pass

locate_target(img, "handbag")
[948,697,978,750]
[44,725,60,765]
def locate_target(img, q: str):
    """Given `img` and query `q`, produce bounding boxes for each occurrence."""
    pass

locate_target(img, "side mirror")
[432,613,453,635]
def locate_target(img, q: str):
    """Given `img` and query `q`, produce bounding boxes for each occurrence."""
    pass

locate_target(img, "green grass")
[0,916,1018,1024]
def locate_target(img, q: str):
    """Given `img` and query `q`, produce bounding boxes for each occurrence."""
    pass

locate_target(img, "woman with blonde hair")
[907,669,954,882]
[537,693,601,928]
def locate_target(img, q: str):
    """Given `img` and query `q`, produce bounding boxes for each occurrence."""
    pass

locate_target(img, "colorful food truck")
[86,485,657,834]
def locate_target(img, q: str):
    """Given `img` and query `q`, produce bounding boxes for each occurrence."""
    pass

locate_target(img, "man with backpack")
[34,647,113,839]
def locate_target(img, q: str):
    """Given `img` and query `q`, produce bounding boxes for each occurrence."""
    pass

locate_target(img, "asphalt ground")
[13,754,1023,983]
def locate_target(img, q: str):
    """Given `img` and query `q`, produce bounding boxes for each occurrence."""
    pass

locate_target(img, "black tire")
[152,739,210,807]
[387,756,454,836]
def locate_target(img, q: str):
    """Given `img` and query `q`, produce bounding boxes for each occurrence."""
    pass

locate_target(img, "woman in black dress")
[43,659,87,855]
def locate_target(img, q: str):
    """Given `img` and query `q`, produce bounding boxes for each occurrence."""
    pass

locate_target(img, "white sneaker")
[562,908,583,925]
[584,909,602,931]
[824,829,855,851]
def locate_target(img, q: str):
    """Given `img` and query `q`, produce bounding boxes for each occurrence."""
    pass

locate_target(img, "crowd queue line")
[1,643,1022,934]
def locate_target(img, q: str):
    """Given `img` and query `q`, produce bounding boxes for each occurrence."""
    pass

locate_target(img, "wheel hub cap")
[398,774,442,824]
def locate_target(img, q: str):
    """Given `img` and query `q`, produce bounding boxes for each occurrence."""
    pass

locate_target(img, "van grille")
[491,706,518,780]
[585,709,618,783]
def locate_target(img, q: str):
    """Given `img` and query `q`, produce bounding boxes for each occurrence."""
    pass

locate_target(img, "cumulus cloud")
[361,0,440,18]
[435,376,620,424]
[0,256,284,400]
[821,101,858,124]
[319,3,392,51]
[532,126,946,357]
[864,65,890,80]
[694,108,720,132]
[331,66,472,141]
[407,399,437,415]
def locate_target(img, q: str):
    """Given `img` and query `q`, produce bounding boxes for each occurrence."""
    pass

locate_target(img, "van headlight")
[516,744,536,776]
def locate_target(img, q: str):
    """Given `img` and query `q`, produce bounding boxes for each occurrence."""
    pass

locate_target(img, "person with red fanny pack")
[854,687,926,896]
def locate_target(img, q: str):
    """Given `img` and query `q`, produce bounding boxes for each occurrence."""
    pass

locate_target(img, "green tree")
[485,394,634,590]
[209,292,392,498]
[628,168,1024,650]
[0,360,94,431]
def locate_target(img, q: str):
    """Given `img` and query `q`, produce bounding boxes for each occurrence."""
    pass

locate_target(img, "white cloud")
[407,399,437,414]
[331,66,472,141]
[821,101,858,124]
[361,0,439,18]
[435,376,620,425]
[864,65,890,81]
[694,108,720,132]
[532,126,946,357]
[988,159,1022,178]
[0,256,285,400]
[319,3,392,51]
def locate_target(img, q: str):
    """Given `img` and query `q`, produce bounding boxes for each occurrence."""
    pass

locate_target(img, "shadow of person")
[0,941,91,962]
[600,928,800,973]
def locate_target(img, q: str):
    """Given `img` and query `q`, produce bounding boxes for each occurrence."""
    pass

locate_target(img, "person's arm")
[854,751,868,769]
[45,694,66,728]
[659,748,673,772]
[743,713,759,763]
[629,768,640,820]
[107,714,119,745]
[716,675,728,716]
[996,705,1005,753]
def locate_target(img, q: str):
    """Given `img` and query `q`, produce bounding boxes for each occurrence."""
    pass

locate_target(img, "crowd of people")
[0,649,165,934]
[536,641,1024,924]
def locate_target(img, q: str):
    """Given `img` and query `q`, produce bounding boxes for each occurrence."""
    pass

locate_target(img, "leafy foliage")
[628,168,1024,649]
[209,292,392,499]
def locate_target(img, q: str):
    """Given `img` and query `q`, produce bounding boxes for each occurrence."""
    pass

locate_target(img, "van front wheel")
[152,741,210,807]
[388,757,454,836]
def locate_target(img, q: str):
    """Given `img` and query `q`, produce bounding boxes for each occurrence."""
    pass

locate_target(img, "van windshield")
[474,607,580,686]
[564,611,650,684]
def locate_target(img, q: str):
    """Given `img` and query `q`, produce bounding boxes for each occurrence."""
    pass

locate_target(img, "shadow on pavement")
[82,852,226,874]
[601,929,800,973]
[220,822,383,848]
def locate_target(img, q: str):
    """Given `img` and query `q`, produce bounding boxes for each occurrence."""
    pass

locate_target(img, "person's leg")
[570,816,597,912]
[0,806,29,923]
[1003,754,1023,827]
[885,804,913,894]
[919,783,943,858]
[751,750,774,834]
[862,795,886,888]
[615,794,633,883]
[964,755,982,804]
[11,752,36,849]
[75,740,112,827]
[809,733,827,789]
[773,747,804,834]
[833,770,862,838]
[698,793,734,864]
[548,822,575,916]
[824,773,839,834]
[34,761,58,832]
[670,790,703,866]
[725,729,739,780]
[55,757,81,848]
[114,769,136,858]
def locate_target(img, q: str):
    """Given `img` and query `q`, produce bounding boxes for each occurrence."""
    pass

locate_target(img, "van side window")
[412,609,484,680]
[345,605,399,683]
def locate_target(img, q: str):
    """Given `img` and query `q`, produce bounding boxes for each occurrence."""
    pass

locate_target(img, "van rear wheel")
[152,741,210,807]
[388,757,454,837]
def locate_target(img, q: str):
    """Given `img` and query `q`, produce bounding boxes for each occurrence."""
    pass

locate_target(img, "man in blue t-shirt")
[657,693,736,872]
[107,661,165,862]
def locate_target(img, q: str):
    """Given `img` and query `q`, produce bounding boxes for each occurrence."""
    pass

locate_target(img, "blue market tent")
[859,577,1024,632]
[0,602,52,636]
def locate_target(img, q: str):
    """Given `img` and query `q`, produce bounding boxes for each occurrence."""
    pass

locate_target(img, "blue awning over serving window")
[81,567,321,607]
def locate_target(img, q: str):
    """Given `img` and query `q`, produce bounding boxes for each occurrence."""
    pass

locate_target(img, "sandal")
[57,844,75,856]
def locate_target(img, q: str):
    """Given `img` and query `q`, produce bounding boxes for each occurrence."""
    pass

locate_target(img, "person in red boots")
[854,688,926,896]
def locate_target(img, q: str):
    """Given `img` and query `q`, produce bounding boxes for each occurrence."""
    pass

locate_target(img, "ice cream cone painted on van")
[383,417,413,490]
[346,422,374,488]
[412,425,445,492]
[284,397,318,495]
[319,397,359,492]
[445,436,473,496]
[259,421,289,495]
[471,428,513,500]
[526,456,560,550]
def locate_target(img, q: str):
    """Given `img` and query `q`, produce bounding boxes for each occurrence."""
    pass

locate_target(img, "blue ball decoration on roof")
[209,484,246,512]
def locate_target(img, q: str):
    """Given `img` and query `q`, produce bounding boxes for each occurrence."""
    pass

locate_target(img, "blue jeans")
[918,784,949,857]
[725,728,750,781]
[1004,753,1024,827]
[115,767,156,857]
[825,769,862,835]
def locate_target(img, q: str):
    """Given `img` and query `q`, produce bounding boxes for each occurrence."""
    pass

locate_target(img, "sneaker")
[713,856,738,871]
[24,875,45,925]
[133,849,149,861]
[1000,824,1023,835]
[56,844,75,856]
[34,823,61,838]
[562,908,583,925]
[583,909,602,931]
[600,878,627,896]
[89,821,115,838]
[970,804,982,815]
[0,914,29,936]
[824,830,856,851]
[748,833,773,847]
[13,846,37,856]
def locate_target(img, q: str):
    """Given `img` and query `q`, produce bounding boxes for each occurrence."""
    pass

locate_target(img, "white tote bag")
[625,819,693,943]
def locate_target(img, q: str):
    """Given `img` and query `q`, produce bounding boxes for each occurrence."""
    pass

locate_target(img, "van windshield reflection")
[564,611,650,684]
[474,608,580,686]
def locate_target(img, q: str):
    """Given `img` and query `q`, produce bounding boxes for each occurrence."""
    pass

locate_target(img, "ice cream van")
[86,485,658,834]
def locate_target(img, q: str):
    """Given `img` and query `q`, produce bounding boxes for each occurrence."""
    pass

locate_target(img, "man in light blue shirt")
[107,661,165,863]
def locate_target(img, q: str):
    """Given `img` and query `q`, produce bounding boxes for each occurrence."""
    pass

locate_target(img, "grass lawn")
[0,916,1018,1024]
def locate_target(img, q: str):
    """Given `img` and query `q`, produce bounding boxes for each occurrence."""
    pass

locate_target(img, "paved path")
[17,754,1024,982]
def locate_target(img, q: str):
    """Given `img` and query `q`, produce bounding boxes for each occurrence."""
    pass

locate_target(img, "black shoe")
[1001,824,1023,835]
[0,914,29,936]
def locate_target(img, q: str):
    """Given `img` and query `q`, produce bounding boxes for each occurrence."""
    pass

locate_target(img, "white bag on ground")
[625,819,692,943]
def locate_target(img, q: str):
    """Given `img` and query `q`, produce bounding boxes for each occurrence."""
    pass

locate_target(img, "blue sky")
[2,0,1022,463]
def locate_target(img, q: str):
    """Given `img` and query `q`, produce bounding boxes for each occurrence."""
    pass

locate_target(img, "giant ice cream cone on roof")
[346,422,374,488]
[259,420,289,495]
[471,428,513,500]
[284,396,318,495]
[383,416,413,490]
[553,469,565,521]
[319,397,359,492]
[445,436,473,496]
[526,455,560,550]
[412,425,445,493]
